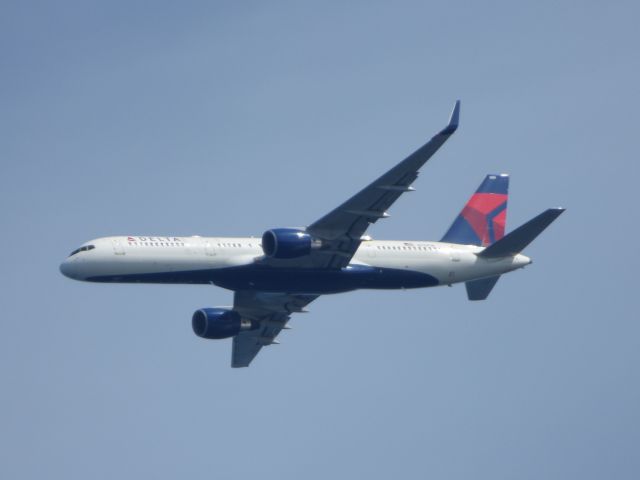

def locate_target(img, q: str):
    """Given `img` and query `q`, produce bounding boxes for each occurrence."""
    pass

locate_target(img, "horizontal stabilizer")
[479,208,565,258]
[466,275,500,300]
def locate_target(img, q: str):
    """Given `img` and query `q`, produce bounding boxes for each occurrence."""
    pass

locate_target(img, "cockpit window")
[68,245,95,257]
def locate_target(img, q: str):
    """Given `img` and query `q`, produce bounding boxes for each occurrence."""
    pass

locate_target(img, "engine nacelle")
[192,308,256,340]
[262,228,313,259]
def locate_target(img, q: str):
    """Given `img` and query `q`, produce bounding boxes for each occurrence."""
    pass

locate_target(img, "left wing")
[231,290,319,368]
[306,100,460,269]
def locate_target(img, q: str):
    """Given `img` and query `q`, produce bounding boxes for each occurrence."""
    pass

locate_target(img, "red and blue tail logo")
[441,174,509,246]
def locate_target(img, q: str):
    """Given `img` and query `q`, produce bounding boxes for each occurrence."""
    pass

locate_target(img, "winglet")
[440,100,460,135]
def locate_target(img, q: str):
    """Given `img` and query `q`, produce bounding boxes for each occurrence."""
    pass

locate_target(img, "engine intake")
[192,308,256,339]
[262,228,313,259]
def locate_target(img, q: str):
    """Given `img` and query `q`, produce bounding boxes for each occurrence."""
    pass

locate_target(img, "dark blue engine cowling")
[192,308,254,339]
[262,228,312,259]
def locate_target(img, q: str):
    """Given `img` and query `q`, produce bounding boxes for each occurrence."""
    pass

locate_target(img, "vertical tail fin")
[441,174,509,246]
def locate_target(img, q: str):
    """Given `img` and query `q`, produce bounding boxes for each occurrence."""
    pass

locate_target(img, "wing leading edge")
[306,100,460,269]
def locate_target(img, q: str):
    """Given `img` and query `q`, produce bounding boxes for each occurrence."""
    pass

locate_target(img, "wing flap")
[231,291,319,368]
[231,314,288,367]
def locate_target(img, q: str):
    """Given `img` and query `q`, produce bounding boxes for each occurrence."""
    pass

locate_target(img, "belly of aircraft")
[87,264,439,293]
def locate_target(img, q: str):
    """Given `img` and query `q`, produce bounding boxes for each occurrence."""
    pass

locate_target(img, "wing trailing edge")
[305,100,461,268]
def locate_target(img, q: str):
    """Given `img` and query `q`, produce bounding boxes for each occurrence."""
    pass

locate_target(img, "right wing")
[231,290,319,368]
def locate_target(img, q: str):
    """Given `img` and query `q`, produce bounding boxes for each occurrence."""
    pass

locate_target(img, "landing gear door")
[112,239,125,255]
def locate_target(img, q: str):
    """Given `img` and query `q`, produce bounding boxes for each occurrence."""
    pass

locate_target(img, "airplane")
[60,101,564,367]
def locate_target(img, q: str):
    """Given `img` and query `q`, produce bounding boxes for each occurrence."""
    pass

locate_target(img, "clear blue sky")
[1,1,639,478]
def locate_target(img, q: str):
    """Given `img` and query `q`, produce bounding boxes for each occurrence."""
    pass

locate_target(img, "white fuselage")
[60,235,531,294]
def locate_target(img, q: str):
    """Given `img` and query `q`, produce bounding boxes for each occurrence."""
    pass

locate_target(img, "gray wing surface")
[305,100,460,269]
[231,102,460,366]
[231,290,319,368]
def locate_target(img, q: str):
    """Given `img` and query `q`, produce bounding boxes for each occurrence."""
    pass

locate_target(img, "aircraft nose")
[60,258,80,279]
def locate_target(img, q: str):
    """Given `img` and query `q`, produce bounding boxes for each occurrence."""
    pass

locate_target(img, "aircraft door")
[447,246,460,283]
[366,243,376,259]
[112,239,125,255]
[205,240,216,256]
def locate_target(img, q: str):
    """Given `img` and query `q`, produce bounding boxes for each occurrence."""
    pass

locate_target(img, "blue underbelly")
[87,264,439,293]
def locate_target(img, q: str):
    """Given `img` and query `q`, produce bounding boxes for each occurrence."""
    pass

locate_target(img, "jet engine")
[262,228,315,259]
[192,308,257,339]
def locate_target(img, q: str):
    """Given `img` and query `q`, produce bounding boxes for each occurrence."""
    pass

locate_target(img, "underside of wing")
[231,291,319,368]
[305,101,460,269]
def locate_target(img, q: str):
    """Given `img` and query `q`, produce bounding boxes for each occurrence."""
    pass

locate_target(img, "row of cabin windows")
[376,245,437,251]
[217,243,260,248]
[128,241,258,249]
[129,242,185,247]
